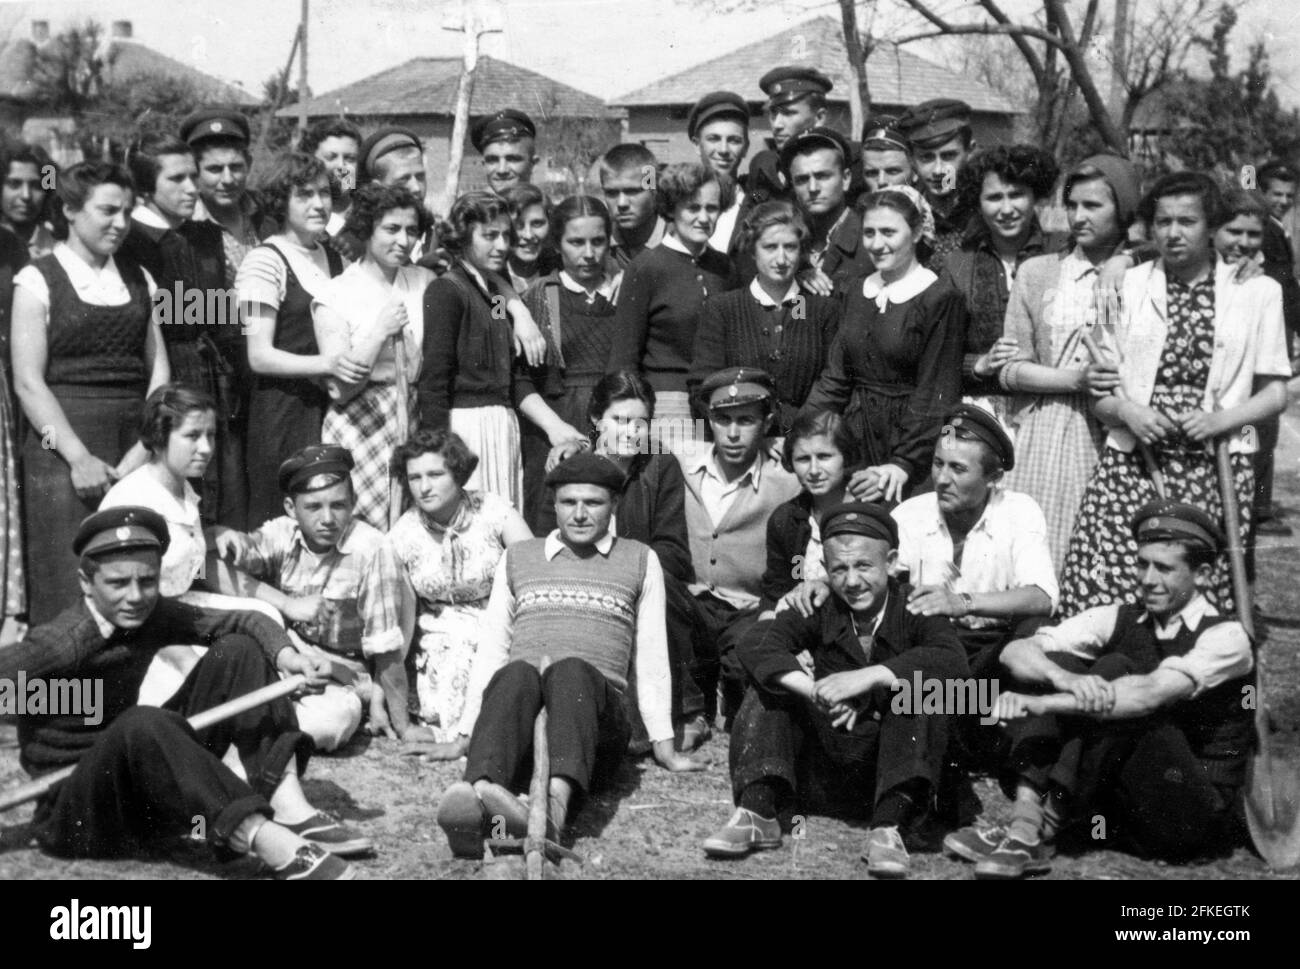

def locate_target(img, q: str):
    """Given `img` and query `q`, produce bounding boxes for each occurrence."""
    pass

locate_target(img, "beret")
[470,109,536,152]
[697,366,776,411]
[180,108,251,146]
[687,91,750,139]
[779,125,852,175]
[357,126,423,178]
[278,444,355,495]
[822,502,898,547]
[74,506,170,558]
[896,98,972,150]
[1130,499,1225,554]
[760,66,833,107]
[545,452,626,492]
[861,117,909,153]
[939,404,1014,471]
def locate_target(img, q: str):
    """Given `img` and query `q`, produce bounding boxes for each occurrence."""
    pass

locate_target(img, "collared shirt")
[1037,593,1253,698]
[14,241,158,308]
[687,448,764,525]
[459,530,672,741]
[662,232,696,258]
[194,195,262,288]
[709,189,745,254]
[809,207,851,269]
[560,269,620,305]
[748,277,801,307]
[861,262,937,311]
[610,216,667,269]
[131,206,174,231]
[892,488,1059,628]
[84,597,118,640]
[100,467,205,599]
[220,515,385,656]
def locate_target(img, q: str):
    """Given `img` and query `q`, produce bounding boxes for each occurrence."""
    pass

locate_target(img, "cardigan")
[761,491,816,607]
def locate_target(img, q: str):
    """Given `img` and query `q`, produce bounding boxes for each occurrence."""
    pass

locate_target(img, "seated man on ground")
[0,507,372,880]
[703,502,968,878]
[435,453,704,859]
[945,500,1253,879]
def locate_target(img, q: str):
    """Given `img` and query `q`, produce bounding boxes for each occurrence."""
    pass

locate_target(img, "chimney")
[31,20,50,43]
[111,21,133,39]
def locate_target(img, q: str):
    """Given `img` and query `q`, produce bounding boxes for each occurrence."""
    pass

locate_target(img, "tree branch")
[894,23,1066,51]
[977,0,1046,84]
[1042,0,1126,151]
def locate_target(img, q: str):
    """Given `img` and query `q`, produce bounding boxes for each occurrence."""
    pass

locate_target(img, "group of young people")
[0,60,1296,880]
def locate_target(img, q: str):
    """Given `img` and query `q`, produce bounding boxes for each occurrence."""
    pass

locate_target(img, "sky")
[3,0,1297,108]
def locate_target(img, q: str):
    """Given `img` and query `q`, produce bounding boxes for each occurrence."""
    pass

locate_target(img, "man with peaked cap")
[209,444,384,749]
[0,506,373,879]
[471,109,539,196]
[435,452,703,860]
[688,91,753,256]
[896,98,975,259]
[181,107,264,288]
[946,500,1254,878]
[780,126,873,293]
[859,116,916,194]
[682,367,800,723]
[703,501,968,878]
[746,66,835,206]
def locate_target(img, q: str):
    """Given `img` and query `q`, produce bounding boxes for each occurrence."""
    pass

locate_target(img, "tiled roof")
[281,54,611,120]
[611,15,1018,115]
[101,39,260,106]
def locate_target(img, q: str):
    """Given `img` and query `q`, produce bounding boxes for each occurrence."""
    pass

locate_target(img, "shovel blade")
[1245,754,1300,870]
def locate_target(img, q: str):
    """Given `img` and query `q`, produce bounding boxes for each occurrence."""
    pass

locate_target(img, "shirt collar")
[689,448,764,492]
[193,194,256,226]
[458,260,493,297]
[290,518,359,556]
[544,529,616,559]
[661,232,694,257]
[748,276,801,307]
[83,597,120,640]
[613,216,666,252]
[132,206,174,231]
[862,262,937,310]
[560,269,618,303]
[52,241,125,291]
[920,488,1001,537]
[1139,592,1216,633]
[1065,245,1101,282]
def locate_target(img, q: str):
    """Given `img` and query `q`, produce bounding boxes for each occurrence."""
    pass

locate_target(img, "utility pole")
[298,0,310,135]
[441,0,502,207]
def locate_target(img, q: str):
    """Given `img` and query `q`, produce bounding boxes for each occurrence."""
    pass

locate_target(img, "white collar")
[1065,246,1102,281]
[459,260,493,296]
[52,242,126,289]
[559,269,618,303]
[689,448,764,492]
[84,597,121,640]
[662,232,702,258]
[749,277,801,308]
[862,263,936,311]
[544,529,616,559]
[1139,592,1217,633]
[132,206,174,231]
[919,488,1001,537]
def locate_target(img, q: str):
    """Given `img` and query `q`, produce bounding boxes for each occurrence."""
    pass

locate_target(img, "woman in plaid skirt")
[314,184,435,530]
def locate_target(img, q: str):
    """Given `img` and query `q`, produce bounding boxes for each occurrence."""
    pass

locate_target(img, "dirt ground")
[5,409,1300,881]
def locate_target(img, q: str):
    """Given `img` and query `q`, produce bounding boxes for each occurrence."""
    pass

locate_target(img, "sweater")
[120,218,225,343]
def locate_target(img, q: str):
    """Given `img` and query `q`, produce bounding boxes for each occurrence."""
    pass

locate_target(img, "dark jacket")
[761,491,815,607]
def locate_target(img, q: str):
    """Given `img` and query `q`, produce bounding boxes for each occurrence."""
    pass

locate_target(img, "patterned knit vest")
[37,254,151,389]
[1106,603,1255,788]
[506,536,648,690]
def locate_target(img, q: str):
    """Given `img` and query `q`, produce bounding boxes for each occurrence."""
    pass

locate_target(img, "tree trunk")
[838,0,871,137]
[443,26,482,208]
[1043,0,1127,153]
[1110,0,1130,128]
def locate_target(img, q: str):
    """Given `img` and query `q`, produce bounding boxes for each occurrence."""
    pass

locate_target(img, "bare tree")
[27,21,109,119]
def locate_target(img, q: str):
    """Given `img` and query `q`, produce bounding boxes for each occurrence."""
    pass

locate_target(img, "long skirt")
[412,601,487,742]
[450,405,522,511]
[0,368,23,620]
[323,382,416,532]
[21,388,142,625]
[1058,445,1253,616]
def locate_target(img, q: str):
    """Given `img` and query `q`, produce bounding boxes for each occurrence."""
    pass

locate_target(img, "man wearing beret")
[781,126,873,295]
[682,367,800,723]
[435,453,703,858]
[209,444,384,750]
[896,98,975,260]
[746,67,833,207]
[0,506,371,879]
[356,125,428,199]
[704,502,968,877]
[688,91,752,256]
[471,109,539,197]
[946,500,1254,878]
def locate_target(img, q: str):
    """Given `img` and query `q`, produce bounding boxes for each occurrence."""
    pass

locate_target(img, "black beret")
[821,502,899,548]
[861,116,909,152]
[687,91,750,139]
[278,444,355,495]
[179,108,251,146]
[1130,499,1225,554]
[939,404,1014,471]
[470,109,536,152]
[896,98,972,150]
[545,452,626,492]
[697,366,776,411]
[74,506,170,558]
[357,126,423,178]
[779,125,852,175]
[759,66,833,107]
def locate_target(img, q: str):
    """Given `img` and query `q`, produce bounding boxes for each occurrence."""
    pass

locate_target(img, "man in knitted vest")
[436,452,705,859]
[945,500,1254,879]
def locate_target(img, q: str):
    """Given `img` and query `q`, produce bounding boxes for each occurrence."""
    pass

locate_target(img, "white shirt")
[686,449,764,526]
[458,530,673,743]
[892,488,1059,628]
[100,467,206,599]
[1038,594,1253,698]
[559,269,620,305]
[709,188,744,253]
[14,242,158,308]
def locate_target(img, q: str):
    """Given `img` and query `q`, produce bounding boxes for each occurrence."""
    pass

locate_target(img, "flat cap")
[896,98,972,150]
[861,116,909,153]
[698,366,776,411]
[545,452,626,492]
[1130,500,1225,554]
[822,502,898,547]
[278,444,355,495]
[180,108,251,146]
[74,506,170,558]
[470,109,536,152]
[779,125,852,175]
[687,91,750,139]
[357,126,423,179]
[940,404,1014,471]
[760,66,833,108]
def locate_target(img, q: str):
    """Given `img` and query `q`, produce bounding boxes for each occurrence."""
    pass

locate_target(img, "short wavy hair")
[1220,188,1270,226]
[299,118,362,156]
[654,162,735,220]
[50,160,134,241]
[1138,171,1228,230]
[781,409,860,475]
[436,190,512,257]
[342,182,433,243]
[736,200,810,258]
[127,134,193,200]
[138,383,217,454]
[391,427,479,490]
[957,144,1060,215]
[252,152,330,228]
[587,369,657,428]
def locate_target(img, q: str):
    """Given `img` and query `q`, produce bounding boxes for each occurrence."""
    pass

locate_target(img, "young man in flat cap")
[181,108,264,289]
[946,500,1254,878]
[0,506,371,879]
[688,91,752,256]
[704,501,968,877]
[747,66,834,206]
[209,444,384,749]
[471,109,539,197]
[682,367,801,723]
[896,98,975,259]
[599,143,667,270]
[435,452,703,858]
[781,126,872,294]
[859,117,916,195]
